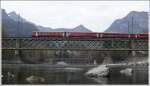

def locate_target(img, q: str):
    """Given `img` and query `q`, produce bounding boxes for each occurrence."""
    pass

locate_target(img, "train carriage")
[32,32,64,37]
[67,32,98,38]
[99,33,129,38]
[137,33,148,39]
[32,32,148,39]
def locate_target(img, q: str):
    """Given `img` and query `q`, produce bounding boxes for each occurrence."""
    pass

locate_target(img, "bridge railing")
[2,37,148,51]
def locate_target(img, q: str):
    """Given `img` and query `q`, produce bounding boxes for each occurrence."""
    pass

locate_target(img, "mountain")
[2,9,38,37]
[8,11,28,23]
[105,11,148,34]
[2,9,92,37]
[48,25,91,32]
[72,25,92,32]
[6,10,91,32]
[37,25,53,32]
[37,24,91,32]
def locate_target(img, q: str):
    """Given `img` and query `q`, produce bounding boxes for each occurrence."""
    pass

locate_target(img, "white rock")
[57,61,68,65]
[137,60,148,65]
[85,65,109,77]
[7,72,15,78]
[120,68,132,76]
[26,75,45,84]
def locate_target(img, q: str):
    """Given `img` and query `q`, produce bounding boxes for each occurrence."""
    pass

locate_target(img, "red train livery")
[32,32,148,39]
[32,32,64,37]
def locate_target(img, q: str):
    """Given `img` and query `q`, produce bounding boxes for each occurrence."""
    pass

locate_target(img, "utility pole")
[17,14,20,37]
[127,20,130,34]
[131,16,134,34]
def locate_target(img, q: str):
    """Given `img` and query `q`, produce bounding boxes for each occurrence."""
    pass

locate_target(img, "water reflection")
[87,77,108,84]
[2,64,148,84]
[2,65,97,84]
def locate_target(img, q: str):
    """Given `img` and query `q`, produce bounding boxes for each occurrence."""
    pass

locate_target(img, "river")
[2,63,148,85]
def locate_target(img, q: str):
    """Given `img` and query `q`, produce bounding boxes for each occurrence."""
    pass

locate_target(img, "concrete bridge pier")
[132,51,136,56]
[131,40,136,56]
[14,50,22,63]
[14,39,22,63]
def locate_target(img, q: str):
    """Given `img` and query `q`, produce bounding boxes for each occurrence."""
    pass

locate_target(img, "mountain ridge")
[105,11,148,33]
[6,9,92,32]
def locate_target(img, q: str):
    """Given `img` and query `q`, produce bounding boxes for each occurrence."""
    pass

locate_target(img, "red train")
[32,32,148,39]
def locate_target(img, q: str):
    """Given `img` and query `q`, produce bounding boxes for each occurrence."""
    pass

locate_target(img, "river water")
[2,64,148,85]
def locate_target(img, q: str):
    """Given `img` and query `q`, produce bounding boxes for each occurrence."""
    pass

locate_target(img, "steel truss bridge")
[2,37,148,51]
[2,37,148,64]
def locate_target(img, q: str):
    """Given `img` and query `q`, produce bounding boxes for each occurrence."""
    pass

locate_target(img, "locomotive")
[32,32,148,39]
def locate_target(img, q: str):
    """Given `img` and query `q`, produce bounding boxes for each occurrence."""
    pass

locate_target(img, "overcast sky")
[1,1,149,32]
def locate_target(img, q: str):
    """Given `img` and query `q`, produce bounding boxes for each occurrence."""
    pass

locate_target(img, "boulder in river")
[85,65,109,77]
[120,68,132,76]
[26,75,45,84]
[56,61,69,65]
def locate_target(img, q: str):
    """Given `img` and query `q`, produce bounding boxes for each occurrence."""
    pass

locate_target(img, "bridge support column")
[14,50,22,63]
[132,51,136,56]
[131,40,136,56]
[15,39,22,63]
